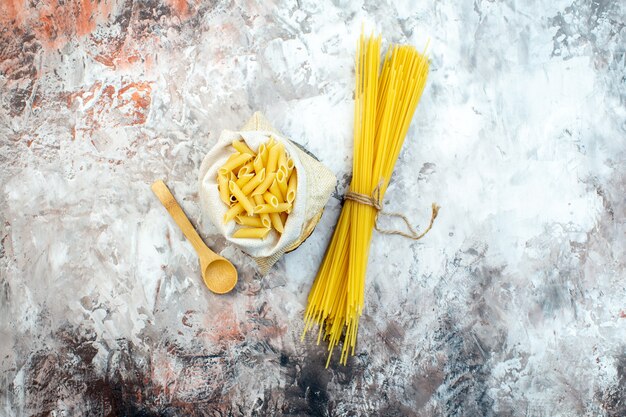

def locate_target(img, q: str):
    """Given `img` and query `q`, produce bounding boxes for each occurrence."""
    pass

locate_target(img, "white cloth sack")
[198,113,336,274]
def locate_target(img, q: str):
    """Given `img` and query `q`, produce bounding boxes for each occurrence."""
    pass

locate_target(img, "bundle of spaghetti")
[302,31,430,366]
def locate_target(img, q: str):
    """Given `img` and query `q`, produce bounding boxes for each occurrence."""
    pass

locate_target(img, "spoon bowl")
[202,258,238,294]
[151,180,238,294]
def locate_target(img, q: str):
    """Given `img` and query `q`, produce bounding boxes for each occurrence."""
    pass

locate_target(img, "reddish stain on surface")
[150,348,181,400]
[117,81,152,125]
[65,81,102,107]
[258,323,287,340]
[0,0,26,25]
[1,0,113,50]
[196,307,244,345]
[65,81,152,139]
[93,35,148,71]
[620,310,626,319]
[166,0,190,18]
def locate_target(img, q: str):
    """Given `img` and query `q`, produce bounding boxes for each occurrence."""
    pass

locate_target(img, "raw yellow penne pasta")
[253,154,264,174]
[225,151,241,164]
[276,169,288,197]
[253,195,272,229]
[232,139,255,155]
[240,169,266,195]
[229,181,255,215]
[218,137,296,235]
[286,170,297,204]
[263,192,279,207]
[277,147,287,172]
[224,202,245,223]
[233,227,271,239]
[286,159,295,180]
[229,170,237,203]
[235,172,254,189]
[221,152,252,173]
[269,179,284,202]
[258,143,268,166]
[254,203,291,213]
[269,212,284,233]
[251,172,276,196]
[218,173,230,205]
[238,162,254,177]
[236,215,264,227]
[266,142,284,173]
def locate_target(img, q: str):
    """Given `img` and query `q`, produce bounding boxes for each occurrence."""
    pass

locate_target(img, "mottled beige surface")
[1,0,625,416]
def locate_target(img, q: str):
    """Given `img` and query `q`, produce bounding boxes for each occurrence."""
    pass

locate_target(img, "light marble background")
[1,0,624,416]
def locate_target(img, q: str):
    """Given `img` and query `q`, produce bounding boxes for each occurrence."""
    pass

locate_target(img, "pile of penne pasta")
[218,137,297,239]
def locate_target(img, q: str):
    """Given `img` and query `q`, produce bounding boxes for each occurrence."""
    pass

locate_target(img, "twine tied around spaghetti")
[344,182,440,240]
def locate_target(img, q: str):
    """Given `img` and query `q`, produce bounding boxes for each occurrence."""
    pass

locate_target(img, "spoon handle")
[151,180,211,258]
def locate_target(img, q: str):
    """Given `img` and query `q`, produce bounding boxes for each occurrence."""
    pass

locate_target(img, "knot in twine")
[344,183,440,240]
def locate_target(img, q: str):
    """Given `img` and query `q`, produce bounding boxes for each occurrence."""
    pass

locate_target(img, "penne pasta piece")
[266,142,284,173]
[269,179,284,202]
[229,181,255,215]
[236,215,264,227]
[218,173,230,205]
[221,152,253,173]
[224,202,245,223]
[225,152,241,164]
[237,162,254,177]
[266,136,276,149]
[240,169,266,195]
[235,172,254,189]
[253,195,272,229]
[276,165,290,179]
[286,157,295,179]
[254,203,291,214]
[269,212,284,233]
[229,171,237,203]
[277,147,288,173]
[253,154,264,174]
[286,170,297,204]
[232,139,255,155]
[276,169,288,198]
[258,143,268,166]
[263,192,279,208]
[233,227,271,239]
[251,172,276,196]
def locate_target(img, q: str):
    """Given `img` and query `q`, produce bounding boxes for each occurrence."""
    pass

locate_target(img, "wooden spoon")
[151,180,237,294]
